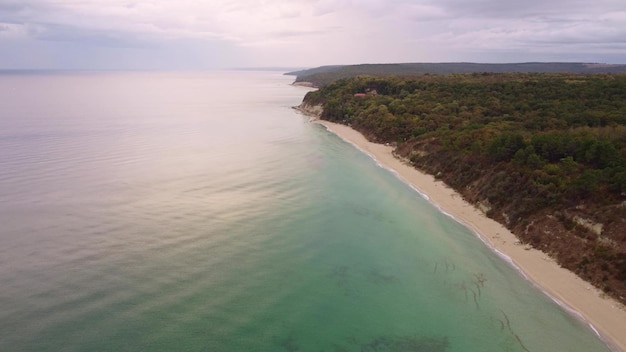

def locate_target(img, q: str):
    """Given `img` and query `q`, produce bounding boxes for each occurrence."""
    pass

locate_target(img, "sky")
[0,0,625,69]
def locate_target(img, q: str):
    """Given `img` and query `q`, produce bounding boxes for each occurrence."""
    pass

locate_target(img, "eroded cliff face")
[295,102,323,120]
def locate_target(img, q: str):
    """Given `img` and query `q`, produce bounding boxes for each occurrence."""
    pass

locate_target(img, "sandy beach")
[313,118,626,352]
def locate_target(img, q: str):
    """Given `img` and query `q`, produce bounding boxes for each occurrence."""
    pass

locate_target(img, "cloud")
[432,0,594,19]
[0,22,28,39]
[0,0,624,68]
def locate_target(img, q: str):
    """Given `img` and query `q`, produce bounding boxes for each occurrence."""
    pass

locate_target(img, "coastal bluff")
[294,101,323,119]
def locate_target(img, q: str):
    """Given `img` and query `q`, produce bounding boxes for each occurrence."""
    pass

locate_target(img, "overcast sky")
[1,0,625,69]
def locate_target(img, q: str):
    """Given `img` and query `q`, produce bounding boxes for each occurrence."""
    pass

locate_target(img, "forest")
[302,73,626,302]
[288,62,626,87]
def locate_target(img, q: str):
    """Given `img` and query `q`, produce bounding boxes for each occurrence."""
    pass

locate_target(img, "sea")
[0,71,614,352]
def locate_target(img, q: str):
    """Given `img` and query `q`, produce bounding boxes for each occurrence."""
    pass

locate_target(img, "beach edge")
[309,116,626,352]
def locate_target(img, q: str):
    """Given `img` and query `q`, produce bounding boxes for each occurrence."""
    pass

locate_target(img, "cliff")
[294,102,323,119]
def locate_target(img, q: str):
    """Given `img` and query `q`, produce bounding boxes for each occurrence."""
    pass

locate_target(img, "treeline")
[303,73,626,301]
[290,63,626,87]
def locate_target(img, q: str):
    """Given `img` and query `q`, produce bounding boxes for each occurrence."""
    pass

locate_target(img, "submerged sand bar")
[315,118,626,352]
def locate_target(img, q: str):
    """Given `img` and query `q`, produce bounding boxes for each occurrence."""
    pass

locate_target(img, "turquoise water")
[0,71,612,351]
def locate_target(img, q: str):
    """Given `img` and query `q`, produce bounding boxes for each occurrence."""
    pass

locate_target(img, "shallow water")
[0,71,612,351]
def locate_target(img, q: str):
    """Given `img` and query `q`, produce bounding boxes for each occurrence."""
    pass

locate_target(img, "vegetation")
[302,73,626,301]
[288,63,626,87]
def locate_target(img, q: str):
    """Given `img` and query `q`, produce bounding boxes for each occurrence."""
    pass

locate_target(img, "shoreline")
[306,115,626,352]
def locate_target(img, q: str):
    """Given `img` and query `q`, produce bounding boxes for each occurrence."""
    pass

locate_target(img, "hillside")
[301,73,626,302]
[288,63,626,87]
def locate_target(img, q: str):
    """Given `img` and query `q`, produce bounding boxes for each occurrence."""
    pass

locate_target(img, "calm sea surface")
[0,71,612,351]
